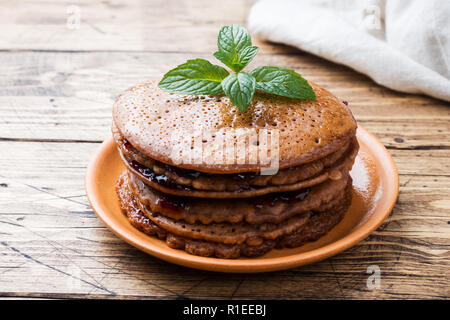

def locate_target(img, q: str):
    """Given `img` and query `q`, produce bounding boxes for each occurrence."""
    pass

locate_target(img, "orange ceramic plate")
[85,126,398,273]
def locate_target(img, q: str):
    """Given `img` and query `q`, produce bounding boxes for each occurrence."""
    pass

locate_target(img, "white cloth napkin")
[248,0,450,102]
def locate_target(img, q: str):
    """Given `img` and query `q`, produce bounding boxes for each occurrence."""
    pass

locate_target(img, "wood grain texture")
[0,0,449,300]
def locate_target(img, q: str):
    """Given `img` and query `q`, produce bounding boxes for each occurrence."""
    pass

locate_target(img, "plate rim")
[85,125,398,273]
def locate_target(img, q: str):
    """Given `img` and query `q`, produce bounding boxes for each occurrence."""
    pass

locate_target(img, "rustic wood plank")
[0,141,448,299]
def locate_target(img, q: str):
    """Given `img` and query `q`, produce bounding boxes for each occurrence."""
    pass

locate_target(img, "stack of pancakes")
[113,81,358,258]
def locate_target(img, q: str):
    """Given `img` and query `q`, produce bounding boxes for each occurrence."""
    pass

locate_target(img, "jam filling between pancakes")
[154,186,311,216]
[122,137,354,193]
[129,158,312,213]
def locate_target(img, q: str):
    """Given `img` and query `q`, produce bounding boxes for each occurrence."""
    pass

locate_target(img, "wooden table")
[1,0,448,300]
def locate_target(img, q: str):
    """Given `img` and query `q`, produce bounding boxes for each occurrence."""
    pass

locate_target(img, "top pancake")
[113,80,357,173]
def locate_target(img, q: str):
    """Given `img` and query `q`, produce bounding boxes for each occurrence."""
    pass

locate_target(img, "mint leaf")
[217,24,251,57]
[221,72,256,112]
[212,51,232,68]
[214,25,257,72]
[158,59,229,95]
[237,46,259,69]
[250,66,316,100]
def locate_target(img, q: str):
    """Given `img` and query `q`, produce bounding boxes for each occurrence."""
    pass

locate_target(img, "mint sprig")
[158,25,316,112]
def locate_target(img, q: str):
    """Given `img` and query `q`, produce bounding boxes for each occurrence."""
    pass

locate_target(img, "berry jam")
[251,187,311,207]
[129,160,192,191]
[157,198,186,213]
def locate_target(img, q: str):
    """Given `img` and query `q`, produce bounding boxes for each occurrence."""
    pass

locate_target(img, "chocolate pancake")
[142,205,310,245]
[120,171,309,245]
[122,137,358,198]
[128,171,350,225]
[113,123,353,190]
[116,172,352,258]
[112,80,357,173]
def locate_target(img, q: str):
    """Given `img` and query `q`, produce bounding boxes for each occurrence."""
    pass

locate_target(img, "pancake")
[122,137,358,198]
[112,80,357,173]
[116,172,351,258]
[128,171,350,225]
[143,205,310,245]
[113,123,352,190]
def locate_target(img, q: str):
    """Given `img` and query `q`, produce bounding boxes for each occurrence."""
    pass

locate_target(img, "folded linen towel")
[248,0,450,101]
